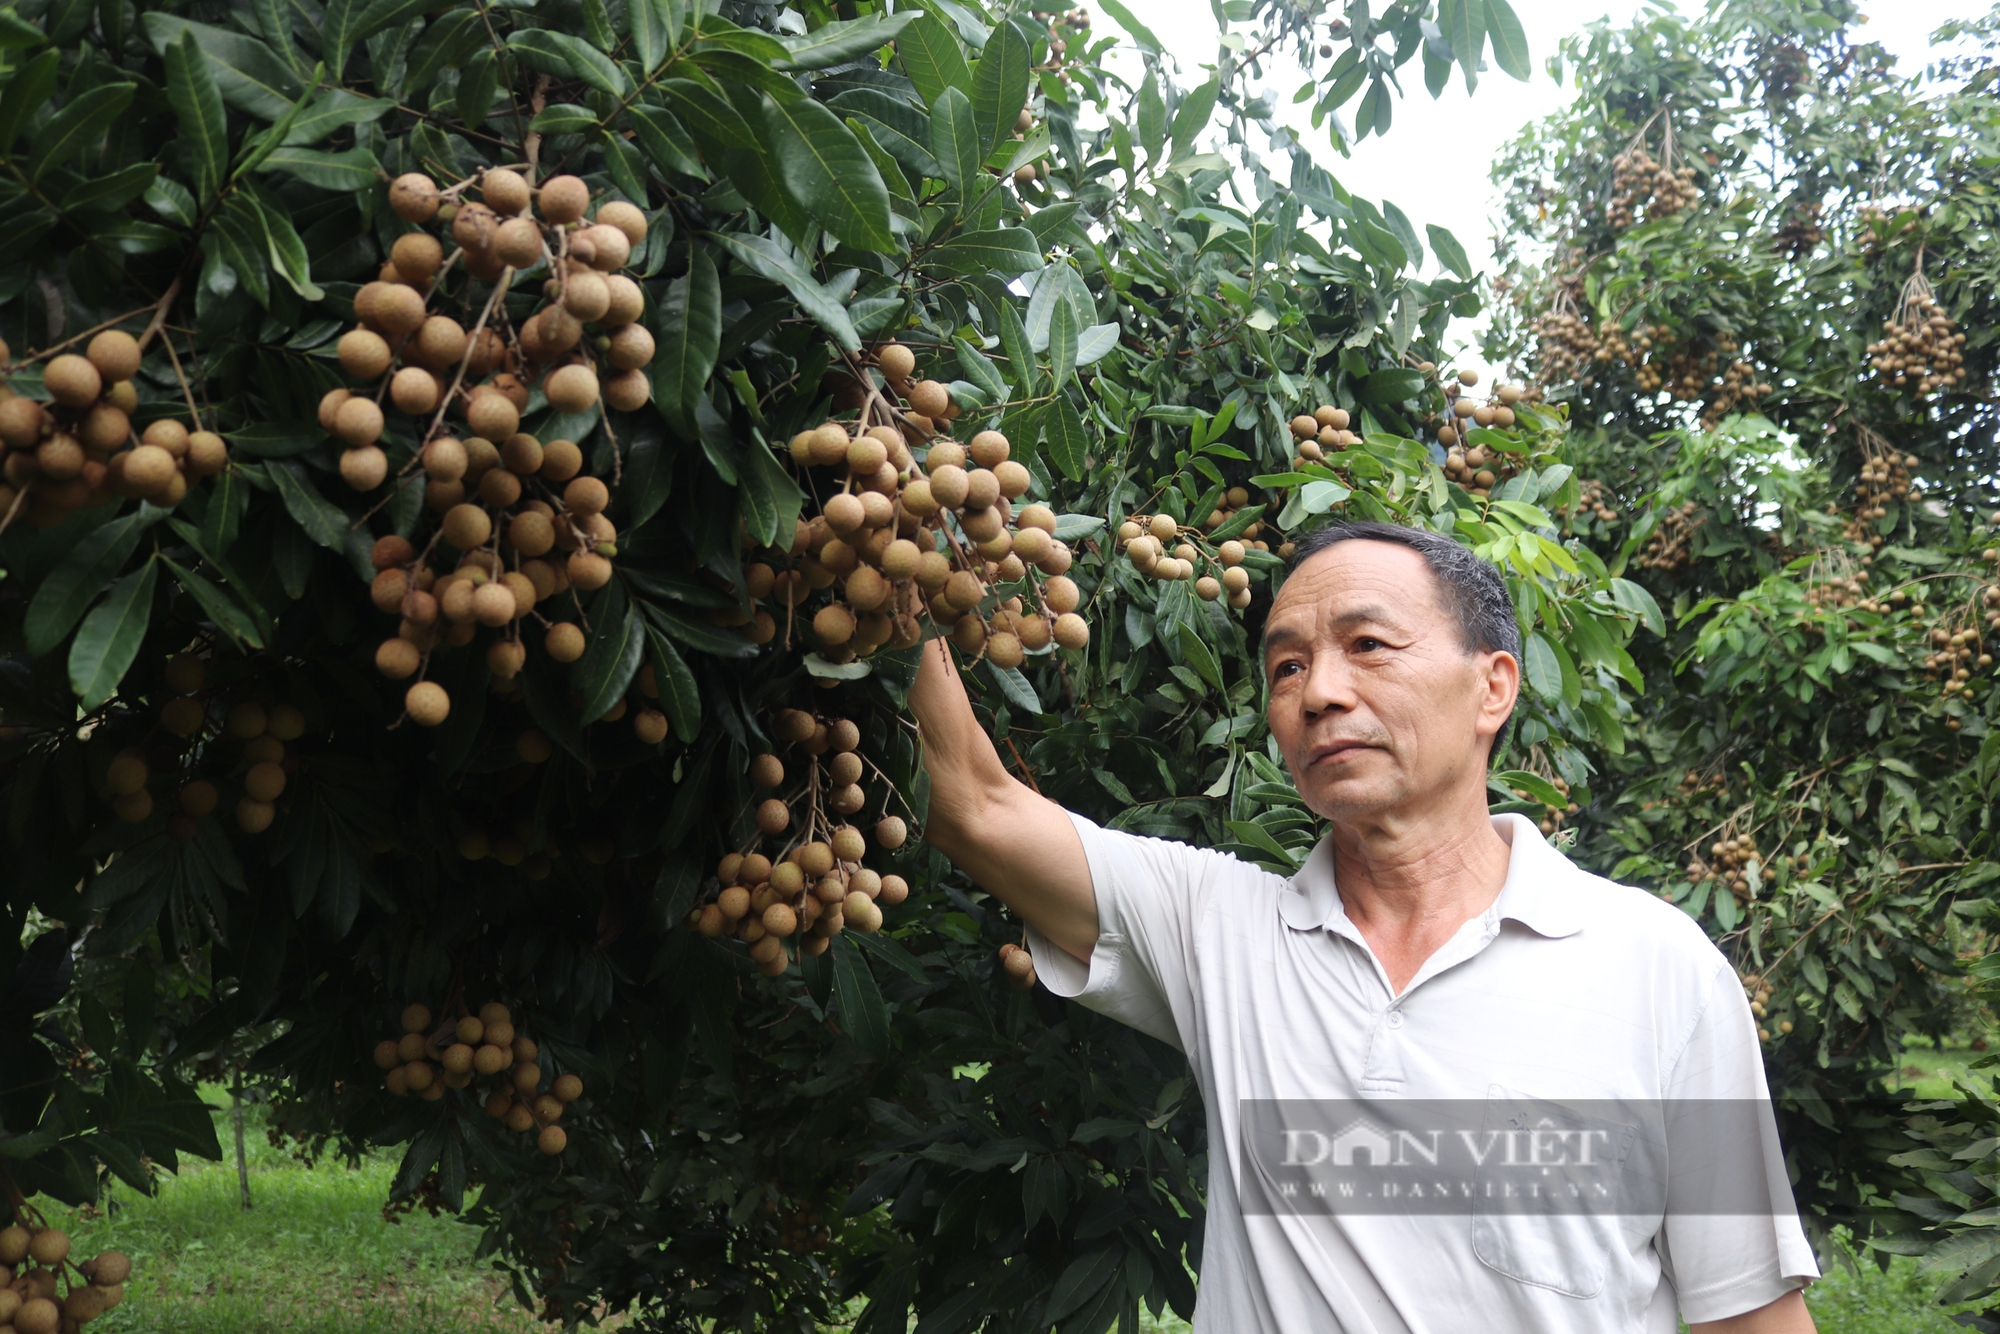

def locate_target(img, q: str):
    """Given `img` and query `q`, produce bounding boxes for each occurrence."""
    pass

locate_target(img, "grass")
[31,1061,1998,1333]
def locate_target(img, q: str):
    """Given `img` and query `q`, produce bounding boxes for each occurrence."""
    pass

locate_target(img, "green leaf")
[318,0,365,79]
[923,227,1043,276]
[1046,1247,1121,1324]
[508,29,633,98]
[969,20,1030,153]
[1096,0,1162,54]
[26,512,160,655]
[776,13,912,71]
[1522,632,1563,703]
[1491,769,1565,810]
[738,441,804,549]
[1043,394,1088,481]
[0,8,47,47]
[643,603,761,659]
[69,560,158,709]
[1178,624,1224,692]
[1169,77,1220,163]
[141,14,302,120]
[166,30,229,202]
[653,245,720,436]
[1047,296,1076,392]
[707,232,860,352]
[662,80,812,243]
[929,85,982,200]
[831,935,891,1057]
[159,556,264,650]
[998,298,1037,396]
[235,189,322,301]
[628,105,705,179]
[529,103,598,134]
[1136,71,1166,164]
[575,583,645,724]
[27,82,133,177]
[627,0,679,73]
[987,661,1042,714]
[1443,0,1485,89]
[895,15,971,109]
[259,145,378,191]
[267,460,349,550]
[830,89,940,179]
[642,624,702,740]
[1359,368,1426,403]
[1608,578,1666,636]
[1426,223,1473,279]
[1483,0,1532,80]
[0,49,60,156]
[352,0,437,44]
[954,336,1009,404]
[763,93,895,251]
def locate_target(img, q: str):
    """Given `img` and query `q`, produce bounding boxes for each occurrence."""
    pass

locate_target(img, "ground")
[47,1043,1993,1332]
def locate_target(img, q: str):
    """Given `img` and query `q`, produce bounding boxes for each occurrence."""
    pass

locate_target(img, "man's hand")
[909,638,1097,962]
[1689,1288,1816,1333]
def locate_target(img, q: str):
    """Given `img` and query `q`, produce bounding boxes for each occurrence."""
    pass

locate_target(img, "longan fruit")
[15,1297,57,1334]
[512,1060,543,1093]
[161,695,206,736]
[538,174,589,224]
[376,637,422,679]
[756,797,790,834]
[545,622,586,663]
[596,199,648,247]
[0,1225,28,1265]
[466,387,520,441]
[338,327,392,379]
[578,222,630,270]
[552,1073,584,1103]
[877,342,915,381]
[406,681,451,726]
[1054,612,1089,649]
[908,379,950,418]
[0,396,43,447]
[443,503,492,550]
[545,363,600,414]
[235,797,275,832]
[567,550,613,590]
[177,780,218,818]
[828,751,864,788]
[243,760,287,803]
[634,709,669,744]
[604,369,655,413]
[45,353,101,407]
[843,892,883,933]
[373,1039,402,1071]
[538,438,583,483]
[482,167,531,216]
[538,1124,568,1155]
[390,172,439,221]
[562,475,610,517]
[185,429,228,476]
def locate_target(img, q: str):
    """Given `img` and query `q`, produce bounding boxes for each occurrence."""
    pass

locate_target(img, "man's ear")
[1476,650,1521,740]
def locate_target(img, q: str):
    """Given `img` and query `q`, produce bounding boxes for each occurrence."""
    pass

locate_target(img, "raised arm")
[908,638,1097,962]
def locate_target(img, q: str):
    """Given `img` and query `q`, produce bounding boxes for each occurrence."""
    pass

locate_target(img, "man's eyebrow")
[1261,606,1406,655]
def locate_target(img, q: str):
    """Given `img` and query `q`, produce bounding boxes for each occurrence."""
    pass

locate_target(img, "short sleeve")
[1658,962,1821,1324]
[1024,812,1236,1052]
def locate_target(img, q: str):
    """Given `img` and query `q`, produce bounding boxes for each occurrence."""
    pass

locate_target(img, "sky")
[1096,0,1978,369]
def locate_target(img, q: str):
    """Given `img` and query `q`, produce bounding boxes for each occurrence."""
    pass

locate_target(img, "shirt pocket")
[1470,1087,1644,1299]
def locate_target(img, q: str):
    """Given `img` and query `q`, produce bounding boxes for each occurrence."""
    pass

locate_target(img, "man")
[908,520,1818,1333]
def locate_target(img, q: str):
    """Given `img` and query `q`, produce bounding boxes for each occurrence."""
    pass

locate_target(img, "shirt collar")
[1277,812,1588,939]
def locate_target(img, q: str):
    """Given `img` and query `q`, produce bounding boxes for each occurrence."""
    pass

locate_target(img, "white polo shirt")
[1026,811,1818,1333]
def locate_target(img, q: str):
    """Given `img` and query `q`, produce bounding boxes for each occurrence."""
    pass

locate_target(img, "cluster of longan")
[1684,831,1762,904]
[457,807,619,880]
[1006,109,1050,191]
[996,942,1037,991]
[774,1203,831,1255]
[1532,306,1602,388]
[0,1224,128,1332]
[1867,292,1966,396]
[1562,479,1620,531]
[1514,775,1579,837]
[0,331,226,529]
[1439,375,1531,498]
[1842,450,1919,549]
[1636,501,1702,574]
[1803,568,1872,613]
[361,460,636,735]
[1285,403,1360,466]
[1116,513,1257,610]
[108,652,306,836]
[774,348,1089,671]
[1606,147,1697,229]
[1034,5,1090,89]
[373,1002,579,1155]
[1921,620,1990,702]
[1773,201,1824,259]
[1738,971,1790,1042]
[693,710,911,975]
[330,168,652,496]
[1194,485,1275,552]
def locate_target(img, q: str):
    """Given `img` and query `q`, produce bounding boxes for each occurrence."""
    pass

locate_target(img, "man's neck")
[1325,801,1514,994]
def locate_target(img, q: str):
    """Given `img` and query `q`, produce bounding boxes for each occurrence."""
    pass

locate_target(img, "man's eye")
[1273,660,1303,679]
[1354,637,1383,652]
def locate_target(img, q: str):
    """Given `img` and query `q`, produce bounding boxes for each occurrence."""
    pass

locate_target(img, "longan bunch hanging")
[373,1002,580,1156]
[1867,273,1965,397]
[1920,614,1989,703]
[1606,145,1697,229]
[1511,774,1578,836]
[1533,304,1601,388]
[1739,971,1789,1042]
[996,942,1037,991]
[455,796,620,880]
[1115,513,1259,610]
[0,330,227,531]
[1561,479,1620,533]
[1684,829,1762,903]
[1286,402,1360,465]
[342,170,657,731]
[1843,441,1919,547]
[1438,374,1532,498]
[1036,5,1090,89]
[690,709,912,977]
[109,650,308,836]
[753,341,1090,674]
[1637,501,1702,574]
[0,1218,130,1332]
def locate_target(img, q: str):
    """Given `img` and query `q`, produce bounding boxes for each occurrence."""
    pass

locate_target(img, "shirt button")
[1386,1010,1405,1029]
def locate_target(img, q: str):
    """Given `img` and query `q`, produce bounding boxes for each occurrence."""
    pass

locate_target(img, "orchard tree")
[0,0,1660,1328]
[1484,0,2000,1313]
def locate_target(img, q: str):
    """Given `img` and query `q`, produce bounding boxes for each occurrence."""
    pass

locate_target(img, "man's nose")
[1300,651,1357,719]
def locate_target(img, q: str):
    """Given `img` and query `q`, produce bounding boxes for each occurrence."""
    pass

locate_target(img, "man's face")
[1262,541,1519,825]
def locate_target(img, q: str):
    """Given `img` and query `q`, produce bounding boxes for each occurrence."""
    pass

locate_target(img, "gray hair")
[1283,520,1522,742]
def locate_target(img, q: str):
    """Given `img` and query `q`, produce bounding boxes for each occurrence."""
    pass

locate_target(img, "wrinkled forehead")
[1266,540,1449,636]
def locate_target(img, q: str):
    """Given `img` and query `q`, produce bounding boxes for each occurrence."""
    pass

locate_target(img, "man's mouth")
[1306,739,1375,767]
